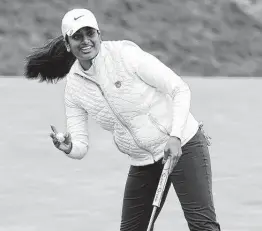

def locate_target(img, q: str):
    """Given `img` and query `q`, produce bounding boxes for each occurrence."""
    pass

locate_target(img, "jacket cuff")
[65,141,88,160]
[169,130,182,140]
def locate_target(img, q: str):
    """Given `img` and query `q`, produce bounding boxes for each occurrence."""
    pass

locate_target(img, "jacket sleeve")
[64,88,89,159]
[120,41,191,139]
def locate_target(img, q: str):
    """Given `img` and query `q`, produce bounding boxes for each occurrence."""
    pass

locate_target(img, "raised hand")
[50,125,72,154]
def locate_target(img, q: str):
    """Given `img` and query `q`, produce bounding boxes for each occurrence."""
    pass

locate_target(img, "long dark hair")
[24,35,76,83]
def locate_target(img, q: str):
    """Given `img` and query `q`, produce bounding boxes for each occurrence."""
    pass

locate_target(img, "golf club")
[146,157,172,231]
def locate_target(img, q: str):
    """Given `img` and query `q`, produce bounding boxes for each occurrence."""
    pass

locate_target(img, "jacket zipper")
[148,114,170,136]
[76,74,154,157]
[98,85,154,156]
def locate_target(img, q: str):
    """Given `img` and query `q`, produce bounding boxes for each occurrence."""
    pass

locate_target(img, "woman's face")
[67,27,101,65]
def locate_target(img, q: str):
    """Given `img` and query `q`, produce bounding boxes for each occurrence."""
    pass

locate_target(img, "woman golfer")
[25,8,221,231]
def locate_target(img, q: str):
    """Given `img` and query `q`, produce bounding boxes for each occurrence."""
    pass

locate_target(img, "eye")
[72,33,81,40]
[86,30,96,37]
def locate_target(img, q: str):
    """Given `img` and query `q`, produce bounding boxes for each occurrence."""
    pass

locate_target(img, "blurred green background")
[1,77,262,231]
[1,0,262,77]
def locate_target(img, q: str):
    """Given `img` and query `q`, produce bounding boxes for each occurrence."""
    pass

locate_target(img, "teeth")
[81,46,92,51]
[81,46,92,53]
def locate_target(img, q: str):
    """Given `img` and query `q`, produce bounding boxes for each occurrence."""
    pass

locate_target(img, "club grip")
[152,158,172,207]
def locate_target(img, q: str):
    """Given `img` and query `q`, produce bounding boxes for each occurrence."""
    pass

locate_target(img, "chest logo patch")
[115,81,122,88]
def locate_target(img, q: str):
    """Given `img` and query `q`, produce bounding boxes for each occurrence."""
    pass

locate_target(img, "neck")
[79,60,93,71]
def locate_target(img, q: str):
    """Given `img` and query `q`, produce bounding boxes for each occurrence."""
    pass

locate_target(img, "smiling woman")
[62,9,102,70]
[25,9,102,82]
[24,8,221,231]
[66,27,101,70]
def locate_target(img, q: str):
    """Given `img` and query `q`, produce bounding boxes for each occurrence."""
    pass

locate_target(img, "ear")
[64,39,71,52]
[97,30,102,42]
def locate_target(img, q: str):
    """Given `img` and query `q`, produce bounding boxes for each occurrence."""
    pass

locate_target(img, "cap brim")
[66,17,99,37]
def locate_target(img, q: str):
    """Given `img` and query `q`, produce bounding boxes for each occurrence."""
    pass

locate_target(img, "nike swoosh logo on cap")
[74,15,84,20]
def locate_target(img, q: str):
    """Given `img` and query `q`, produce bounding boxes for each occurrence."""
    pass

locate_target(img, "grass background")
[0,77,261,231]
[1,0,262,76]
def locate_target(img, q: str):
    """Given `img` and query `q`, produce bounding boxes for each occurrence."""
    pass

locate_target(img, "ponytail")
[24,35,76,83]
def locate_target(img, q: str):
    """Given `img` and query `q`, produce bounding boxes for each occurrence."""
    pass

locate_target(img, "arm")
[64,89,89,159]
[121,42,191,139]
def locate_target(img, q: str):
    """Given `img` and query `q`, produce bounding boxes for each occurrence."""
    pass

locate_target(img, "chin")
[81,51,98,60]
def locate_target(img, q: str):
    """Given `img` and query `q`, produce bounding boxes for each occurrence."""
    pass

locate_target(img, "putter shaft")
[146,158,172,231]
[147,206,157,231]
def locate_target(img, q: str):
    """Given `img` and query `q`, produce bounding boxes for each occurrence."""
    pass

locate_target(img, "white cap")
[61,9,99,38]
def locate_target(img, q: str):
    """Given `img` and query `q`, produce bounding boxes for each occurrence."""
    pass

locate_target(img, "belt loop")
[199,122,212,146]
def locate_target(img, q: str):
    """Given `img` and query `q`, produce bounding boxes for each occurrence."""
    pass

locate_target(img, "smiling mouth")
[80,46,93,53]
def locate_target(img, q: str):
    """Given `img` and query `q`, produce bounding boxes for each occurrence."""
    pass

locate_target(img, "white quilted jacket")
[64,40,199,166]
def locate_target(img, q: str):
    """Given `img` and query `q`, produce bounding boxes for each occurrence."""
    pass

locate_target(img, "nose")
[82,35,91,44]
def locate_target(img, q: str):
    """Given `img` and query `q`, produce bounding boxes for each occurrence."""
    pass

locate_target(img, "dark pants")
[120,128,221,231]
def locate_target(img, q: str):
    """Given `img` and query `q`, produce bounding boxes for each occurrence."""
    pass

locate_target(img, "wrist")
[64,142,73,154]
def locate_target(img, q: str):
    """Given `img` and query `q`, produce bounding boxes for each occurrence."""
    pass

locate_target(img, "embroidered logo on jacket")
[115,81,122,88]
